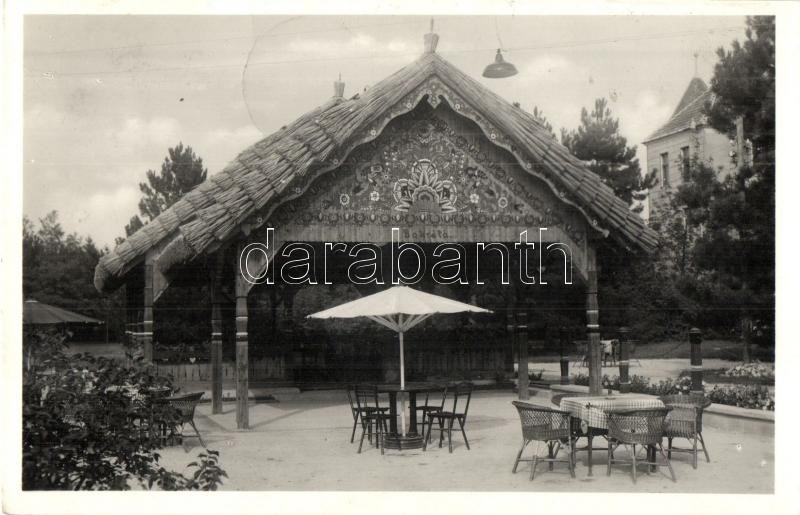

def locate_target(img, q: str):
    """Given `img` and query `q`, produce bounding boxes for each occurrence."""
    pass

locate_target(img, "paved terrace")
[158,389,773,493]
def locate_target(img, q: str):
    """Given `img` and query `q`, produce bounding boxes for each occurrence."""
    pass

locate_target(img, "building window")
[660,152,670,189]
[681,146,690,181]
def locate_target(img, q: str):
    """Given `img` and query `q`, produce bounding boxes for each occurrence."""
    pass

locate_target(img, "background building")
[643,74,750,223]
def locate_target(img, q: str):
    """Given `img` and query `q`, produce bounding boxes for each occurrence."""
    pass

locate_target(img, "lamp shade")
[482,49,518,78]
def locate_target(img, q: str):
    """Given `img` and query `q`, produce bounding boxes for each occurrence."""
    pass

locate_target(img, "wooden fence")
[153,356,286,383]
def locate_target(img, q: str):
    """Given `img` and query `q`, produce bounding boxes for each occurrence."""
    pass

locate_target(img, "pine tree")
[118,143,207,242]
[138,142,208,221]
[561,98,655,212]
[675,16,775,361]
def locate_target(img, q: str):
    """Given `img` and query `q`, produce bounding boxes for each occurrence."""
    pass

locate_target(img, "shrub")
[568,371,774,410]
[707,384,775,411]
[23,328,228,490]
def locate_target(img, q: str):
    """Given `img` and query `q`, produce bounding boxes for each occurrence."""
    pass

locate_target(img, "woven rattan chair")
[354,384,392,454]
[606,408,676,483]
[512,401,575,480]
[424,382,472,453]
[659,394,712,468]
[163,392,205,451]
[416,385,448,442]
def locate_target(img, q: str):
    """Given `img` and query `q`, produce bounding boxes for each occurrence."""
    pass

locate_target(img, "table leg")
[587,434,593,476]
[408,392,418,436]
[648,445,657,472]
[388,392,398,435]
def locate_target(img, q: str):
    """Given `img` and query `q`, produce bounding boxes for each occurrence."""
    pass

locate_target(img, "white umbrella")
[308,286,490,436]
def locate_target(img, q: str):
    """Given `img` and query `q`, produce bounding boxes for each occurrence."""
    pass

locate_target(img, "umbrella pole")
[399,330,406,437]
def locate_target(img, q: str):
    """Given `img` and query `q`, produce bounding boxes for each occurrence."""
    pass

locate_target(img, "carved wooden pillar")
[235,243,250,429]
[210,254,225,415]
[142,252,155,363]
[689,328,703,394]
[517,311,529,400]
[586,245,602,395]
[559,326,570,385]
[618,326,631,393]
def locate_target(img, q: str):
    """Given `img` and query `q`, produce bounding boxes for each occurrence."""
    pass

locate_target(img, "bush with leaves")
[22,328,227,490]
[569,372,773,410]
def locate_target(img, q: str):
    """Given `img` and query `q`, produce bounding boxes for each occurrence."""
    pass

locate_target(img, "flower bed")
[722,360,774,381]
[571,372,774,411]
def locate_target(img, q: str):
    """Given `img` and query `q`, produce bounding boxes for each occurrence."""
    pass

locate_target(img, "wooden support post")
[517,311,529,400]
[210,255,224,415]
[618,326,630,393]
[235,245,250,430]
[586,246,602,395]
[559,326,570,385]
[142,253,155,364]
[689,328,703,394]
[504,308,514,375]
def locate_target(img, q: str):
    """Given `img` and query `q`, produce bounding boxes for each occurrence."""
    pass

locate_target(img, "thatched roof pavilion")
[95,28,657,428]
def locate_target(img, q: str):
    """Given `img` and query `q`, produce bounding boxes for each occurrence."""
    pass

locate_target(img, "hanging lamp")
[483,49,518,78]
[482,18,518,79]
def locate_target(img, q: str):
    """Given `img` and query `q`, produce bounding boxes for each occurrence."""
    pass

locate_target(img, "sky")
[23,15,749,248]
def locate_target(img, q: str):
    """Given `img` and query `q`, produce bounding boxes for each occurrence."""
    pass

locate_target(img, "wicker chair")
[416,386,448,442]
[424,382,472,453]
[606,408,676,483]
[659,394,712,468]
[163,392,206,451]
[354,384,392,454]
[511,401,575,480]
[551,393,609,475]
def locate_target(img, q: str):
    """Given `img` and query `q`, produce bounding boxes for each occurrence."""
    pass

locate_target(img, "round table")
[376,382,447,450]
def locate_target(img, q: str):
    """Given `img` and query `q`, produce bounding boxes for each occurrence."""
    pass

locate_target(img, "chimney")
[424,18,439,54]
[333,74,345,99]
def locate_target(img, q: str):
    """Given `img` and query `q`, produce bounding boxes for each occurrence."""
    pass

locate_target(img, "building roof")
[94,47,658,293]
[643,77,712,144]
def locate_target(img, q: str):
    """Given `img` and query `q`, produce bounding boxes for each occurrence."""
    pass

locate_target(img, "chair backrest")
[607,407,671,446]
[346,386,359,418]
[354,384,380,411]
[167,392,204,423]
[448,382,472,420]
[434,385,449,410]
[512,401,571,441]
[659,393,711,430]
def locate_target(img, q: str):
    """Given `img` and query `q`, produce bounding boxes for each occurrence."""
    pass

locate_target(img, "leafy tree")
[23,211,125,340]
[23,329,228,490]
[561,98,656,212]
[671,16,775,361]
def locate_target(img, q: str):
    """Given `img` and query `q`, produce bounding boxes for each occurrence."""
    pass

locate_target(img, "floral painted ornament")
[392,159,457,214]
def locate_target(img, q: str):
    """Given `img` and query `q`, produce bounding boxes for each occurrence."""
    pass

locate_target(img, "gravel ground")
[158,389,773,493]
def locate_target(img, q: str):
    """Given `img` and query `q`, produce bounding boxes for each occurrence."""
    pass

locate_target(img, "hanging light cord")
[494,17,505,51]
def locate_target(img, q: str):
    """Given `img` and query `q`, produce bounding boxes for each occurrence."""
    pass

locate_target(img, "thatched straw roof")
[94,48,658,293]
